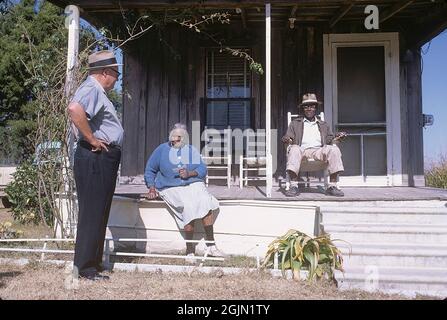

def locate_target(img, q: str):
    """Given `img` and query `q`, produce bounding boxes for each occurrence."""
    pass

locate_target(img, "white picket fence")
[0,237,271,268]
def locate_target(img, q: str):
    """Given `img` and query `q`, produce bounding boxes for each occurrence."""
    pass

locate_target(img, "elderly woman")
[144,123,224,263]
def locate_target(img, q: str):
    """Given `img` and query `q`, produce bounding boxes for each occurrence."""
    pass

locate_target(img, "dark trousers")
[73,142,121,277]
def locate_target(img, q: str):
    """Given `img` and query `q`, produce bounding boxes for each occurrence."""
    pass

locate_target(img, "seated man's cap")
[299,93,322,107]
[88,50,122,70]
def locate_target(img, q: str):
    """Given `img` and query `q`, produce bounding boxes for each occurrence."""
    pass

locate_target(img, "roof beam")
[408,6,447,48]
[380,0,415,23]
[329,1,354,28]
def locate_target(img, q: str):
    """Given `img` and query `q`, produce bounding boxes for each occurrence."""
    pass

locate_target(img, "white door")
[323,33,402,186]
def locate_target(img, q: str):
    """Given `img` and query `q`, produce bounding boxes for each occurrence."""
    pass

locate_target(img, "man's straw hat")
[87,50,122,70]
[299,93,322,107]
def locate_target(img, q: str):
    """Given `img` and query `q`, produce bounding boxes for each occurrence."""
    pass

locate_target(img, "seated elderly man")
[282,93,346,197]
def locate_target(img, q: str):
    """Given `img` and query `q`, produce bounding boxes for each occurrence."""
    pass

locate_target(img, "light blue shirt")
[71,76,124,146]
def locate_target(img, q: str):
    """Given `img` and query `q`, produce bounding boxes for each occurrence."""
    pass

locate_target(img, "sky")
[421,31,447,164]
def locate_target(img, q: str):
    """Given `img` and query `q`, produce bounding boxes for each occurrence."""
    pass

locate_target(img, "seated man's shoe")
[205,245,226,258]
[284,186,300,197]
[79,273,110,281]
[185,253,197,265]
[325,185,344,197]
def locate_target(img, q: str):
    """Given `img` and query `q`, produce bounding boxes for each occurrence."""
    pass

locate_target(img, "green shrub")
[262,229,345,282]
[425,155,447,189]
[5,161,53,225]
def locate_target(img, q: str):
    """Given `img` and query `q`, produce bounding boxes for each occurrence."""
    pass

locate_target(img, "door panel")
[337,46,386,123]
[323,33,402,186]
[335,45,387,181]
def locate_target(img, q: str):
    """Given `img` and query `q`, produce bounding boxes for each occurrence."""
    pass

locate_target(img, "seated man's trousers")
[286,145,344,176]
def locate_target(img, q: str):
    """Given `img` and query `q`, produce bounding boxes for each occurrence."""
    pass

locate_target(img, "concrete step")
[326,231,447,244]
[335,243,447,268]
[341,253,447,268]
[321,206,447,214]
[323,222,447,243]
[321,208,447,225]
[337,242,447,252]
[323,222,447,232]
[320,201,447,209]
[335,266,447,298]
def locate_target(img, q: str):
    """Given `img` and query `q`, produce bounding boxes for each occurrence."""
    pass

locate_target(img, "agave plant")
[262,229,346,281]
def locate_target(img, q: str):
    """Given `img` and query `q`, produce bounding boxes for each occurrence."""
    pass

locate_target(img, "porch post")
[265,3,273,197]
[65,5,79,98]
[63,5,80,237]
[64,5,80,165]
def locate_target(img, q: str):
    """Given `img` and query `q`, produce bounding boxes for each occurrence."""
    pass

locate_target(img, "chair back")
[287,111,325,126]
[202,127,232,164]
[244,129,267,166]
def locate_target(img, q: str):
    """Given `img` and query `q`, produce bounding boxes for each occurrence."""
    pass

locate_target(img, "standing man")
[67,50,123,280]
[282,93,346,197]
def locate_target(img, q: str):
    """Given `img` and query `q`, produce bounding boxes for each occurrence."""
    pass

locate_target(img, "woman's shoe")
[185,253,196,264]
[205,245,226,258]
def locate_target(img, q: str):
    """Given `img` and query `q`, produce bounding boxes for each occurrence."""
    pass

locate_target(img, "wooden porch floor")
[115,184,447,202]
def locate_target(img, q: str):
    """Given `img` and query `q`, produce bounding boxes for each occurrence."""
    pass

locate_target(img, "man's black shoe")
[284,186,300,197]
[79,273,110,281]
[325,186,344,197]
[96,264,109,272]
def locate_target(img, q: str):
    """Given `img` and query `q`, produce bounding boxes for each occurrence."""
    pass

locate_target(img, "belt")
[78,140,121,151]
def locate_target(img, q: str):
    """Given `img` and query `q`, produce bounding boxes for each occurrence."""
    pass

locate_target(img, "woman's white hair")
[172,123,187,131]
[169,123,189,147]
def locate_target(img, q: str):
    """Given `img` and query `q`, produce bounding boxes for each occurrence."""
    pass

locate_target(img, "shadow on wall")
[107,196,219,253]
[107,196,220,255]
[107,196,146,253]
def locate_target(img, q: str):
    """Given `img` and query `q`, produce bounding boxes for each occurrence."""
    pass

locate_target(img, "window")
[205,49,252,131]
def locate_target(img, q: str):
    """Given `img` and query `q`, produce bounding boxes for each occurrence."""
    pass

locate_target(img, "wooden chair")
[239,129,267,188]
[284,112,329,191]
[201,127,232,188]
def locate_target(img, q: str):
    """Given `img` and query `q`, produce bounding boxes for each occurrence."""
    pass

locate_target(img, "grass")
[108,252,258,268]
[425,155,447,189]
[0,261,436,300]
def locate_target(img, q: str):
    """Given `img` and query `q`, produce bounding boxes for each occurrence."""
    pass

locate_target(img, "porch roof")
[50,0,447,48]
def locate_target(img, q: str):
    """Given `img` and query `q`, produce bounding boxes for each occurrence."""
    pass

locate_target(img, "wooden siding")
[122,26,202,176]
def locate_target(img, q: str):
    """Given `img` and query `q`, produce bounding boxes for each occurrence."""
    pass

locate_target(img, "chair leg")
[239,156,243,189]
[284,171,290,191]
[227,156,231,188]
[323,169,329,190]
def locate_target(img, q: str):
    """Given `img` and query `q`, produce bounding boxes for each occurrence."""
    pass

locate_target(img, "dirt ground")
[0,261,426,300]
